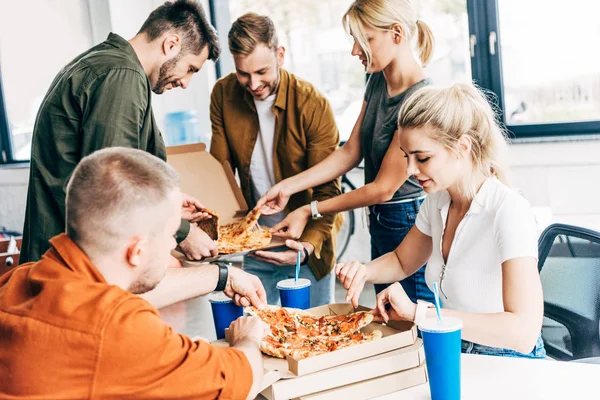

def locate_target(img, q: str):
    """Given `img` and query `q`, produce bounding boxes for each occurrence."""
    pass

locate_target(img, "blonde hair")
[228,13,279,56]
[398,83,509,199]
[343,0,434,67]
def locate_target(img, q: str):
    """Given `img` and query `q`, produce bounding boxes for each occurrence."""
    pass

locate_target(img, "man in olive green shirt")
[21,0,220,264]
[210,14,341,307]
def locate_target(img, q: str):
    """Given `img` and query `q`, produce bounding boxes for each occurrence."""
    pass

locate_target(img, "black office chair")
[538,223,600,361]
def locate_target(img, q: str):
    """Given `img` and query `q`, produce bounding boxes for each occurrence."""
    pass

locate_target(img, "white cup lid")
[277,278,311,290]
[208,291,233,303]
[418,316,463,333]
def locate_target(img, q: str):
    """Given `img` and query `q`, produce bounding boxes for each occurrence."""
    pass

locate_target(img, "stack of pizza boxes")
[257,303,426,400]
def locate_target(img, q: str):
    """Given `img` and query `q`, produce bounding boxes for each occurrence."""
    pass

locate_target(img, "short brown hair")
[228,13,279,56]
[66,148,180,252]
[138,0,220,60]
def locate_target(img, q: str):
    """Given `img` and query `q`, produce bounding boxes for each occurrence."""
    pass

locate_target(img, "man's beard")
[247,65,280,100]
[152,54,182,94]
[128,267,165,294]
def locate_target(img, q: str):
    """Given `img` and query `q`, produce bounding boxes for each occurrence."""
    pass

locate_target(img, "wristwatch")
[310,200,323,220]
[414,300,435,326]
[214,262,230,292]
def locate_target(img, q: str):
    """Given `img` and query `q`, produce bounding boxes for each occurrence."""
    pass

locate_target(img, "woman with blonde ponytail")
[256,0,436,304]
[337,83,546,358]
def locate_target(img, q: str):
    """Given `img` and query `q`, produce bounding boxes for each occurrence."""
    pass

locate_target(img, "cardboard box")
[286,304,418,376]
[166,143,285,262]
[295,362,428,400]
[261,340,425,400]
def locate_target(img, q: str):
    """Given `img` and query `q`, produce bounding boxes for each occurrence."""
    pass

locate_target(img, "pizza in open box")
[246,305,382,359]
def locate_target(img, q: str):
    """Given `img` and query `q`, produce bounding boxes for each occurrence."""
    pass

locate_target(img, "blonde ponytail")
[415,20,434,67]
[398,83,509,199]
[343,0,435,68]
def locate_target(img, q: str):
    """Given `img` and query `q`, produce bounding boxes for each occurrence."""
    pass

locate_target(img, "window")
[0,0,93,163]
[470,0,600,138]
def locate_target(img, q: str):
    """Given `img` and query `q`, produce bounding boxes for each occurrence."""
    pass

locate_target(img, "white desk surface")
[374,352,600,400]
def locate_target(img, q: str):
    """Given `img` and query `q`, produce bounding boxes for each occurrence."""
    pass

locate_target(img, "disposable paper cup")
[418,317,463,400]
[276,278,311,309]
[208,292,243,340]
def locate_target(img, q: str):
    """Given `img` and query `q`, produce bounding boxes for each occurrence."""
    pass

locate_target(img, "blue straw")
[295,251,302,283]
[432,282,443,321]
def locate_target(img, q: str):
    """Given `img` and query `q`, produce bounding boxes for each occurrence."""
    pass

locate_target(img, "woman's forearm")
[316,181,395,215]
[365,252,411,284]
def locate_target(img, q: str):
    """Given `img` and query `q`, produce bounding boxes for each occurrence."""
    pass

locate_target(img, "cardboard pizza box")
[261,340,425,400]
[286,303,418,376]
[294,361,428,400]
[166,143,286,262]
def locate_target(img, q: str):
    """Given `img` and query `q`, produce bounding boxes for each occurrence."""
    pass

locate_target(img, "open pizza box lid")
[166,143,286,263]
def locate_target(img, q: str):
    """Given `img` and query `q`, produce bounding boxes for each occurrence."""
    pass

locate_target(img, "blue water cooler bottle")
[165,110,211,149]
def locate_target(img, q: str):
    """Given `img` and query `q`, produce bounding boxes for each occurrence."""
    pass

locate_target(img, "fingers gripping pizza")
[246,305,383,359]
[196,208,272,254]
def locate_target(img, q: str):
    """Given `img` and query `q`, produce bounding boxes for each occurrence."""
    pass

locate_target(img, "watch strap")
[215,263,229,292]
[310,200,323,220]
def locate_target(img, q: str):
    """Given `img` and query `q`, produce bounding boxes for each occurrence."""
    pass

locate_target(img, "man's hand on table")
[178,224,218,260]
[224,267,267,309]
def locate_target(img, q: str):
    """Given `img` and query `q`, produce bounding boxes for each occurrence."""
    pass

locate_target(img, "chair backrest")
[0,236,22,276]
[537,223,600,361]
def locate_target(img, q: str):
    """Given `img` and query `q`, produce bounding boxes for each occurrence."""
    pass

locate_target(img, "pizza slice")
[196,207,219,240]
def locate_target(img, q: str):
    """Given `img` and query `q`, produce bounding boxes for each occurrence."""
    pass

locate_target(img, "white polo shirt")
[415,177,538,313]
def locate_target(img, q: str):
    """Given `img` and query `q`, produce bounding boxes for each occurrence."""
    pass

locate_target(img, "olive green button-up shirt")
[20,33,176,264]
[210,69,342,280]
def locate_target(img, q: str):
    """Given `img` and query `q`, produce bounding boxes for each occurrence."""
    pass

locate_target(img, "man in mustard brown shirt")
[210,13,341,306]
[0,148,266,399]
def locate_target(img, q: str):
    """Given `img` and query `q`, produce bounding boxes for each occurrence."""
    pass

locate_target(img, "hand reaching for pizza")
[225,267,268,308]
[178,224,218,260]
[269,205,311,239]
[251,240,313,267]
[180,192,213,223]
[254,181,291,216]
[372,282,417,323]
[335,260,368,308]
[228,316,270,347]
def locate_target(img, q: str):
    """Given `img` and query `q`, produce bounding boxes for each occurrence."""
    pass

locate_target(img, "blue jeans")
[461,335,546,359]
[242,254,334,308]
[369,199,435,304]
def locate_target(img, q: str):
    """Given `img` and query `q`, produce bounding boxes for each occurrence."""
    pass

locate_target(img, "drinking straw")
[432,282,443,321]
[295,251,302,283]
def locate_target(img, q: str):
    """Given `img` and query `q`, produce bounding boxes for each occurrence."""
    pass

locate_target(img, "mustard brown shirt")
[210,69,341,279]
[0,234,252,399]
[20,33,189,264]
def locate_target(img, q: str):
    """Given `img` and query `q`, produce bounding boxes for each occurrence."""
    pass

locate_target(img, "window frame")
[469,0,600,139]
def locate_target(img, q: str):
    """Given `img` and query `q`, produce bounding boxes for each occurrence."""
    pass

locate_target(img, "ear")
[456,134,473,157]
[162,34,182,57]
[391,24,404,44]
[126,236,145,268]
[276,46,285,67]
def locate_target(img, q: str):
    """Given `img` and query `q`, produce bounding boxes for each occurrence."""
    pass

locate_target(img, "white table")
[159,296,600,400]
[375,353,600,399]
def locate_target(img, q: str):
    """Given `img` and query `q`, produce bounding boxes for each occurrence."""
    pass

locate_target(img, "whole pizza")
[245,305,383,359]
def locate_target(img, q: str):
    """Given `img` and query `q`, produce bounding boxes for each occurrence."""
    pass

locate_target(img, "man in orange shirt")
[0,148,266,399]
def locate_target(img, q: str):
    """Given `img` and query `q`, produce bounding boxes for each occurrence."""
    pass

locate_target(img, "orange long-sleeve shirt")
[0,234,252,399]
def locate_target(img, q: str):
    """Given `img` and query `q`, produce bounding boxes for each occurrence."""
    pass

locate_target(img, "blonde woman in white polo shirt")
[336,83,546,358]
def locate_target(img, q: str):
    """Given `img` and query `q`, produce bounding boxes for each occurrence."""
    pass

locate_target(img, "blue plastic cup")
[418,317,463,400]
[208,292,243,340]
[277,278,311,309]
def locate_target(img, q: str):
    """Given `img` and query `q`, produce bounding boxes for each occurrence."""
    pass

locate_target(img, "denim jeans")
[461,335,546,359]
[242,253,335,308]
[369,198,435,304]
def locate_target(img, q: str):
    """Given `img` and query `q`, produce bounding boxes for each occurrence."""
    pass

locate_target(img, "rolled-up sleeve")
[95,297,253,399]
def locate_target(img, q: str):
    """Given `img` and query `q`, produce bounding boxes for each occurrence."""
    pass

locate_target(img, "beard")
[127,266,166,294]
[246,65,280,100]
[152,54,182,94]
